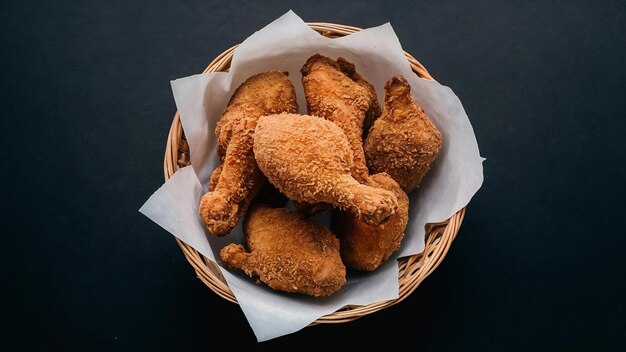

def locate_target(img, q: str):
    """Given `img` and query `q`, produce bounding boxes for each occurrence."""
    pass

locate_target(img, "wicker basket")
[163,22,466,325]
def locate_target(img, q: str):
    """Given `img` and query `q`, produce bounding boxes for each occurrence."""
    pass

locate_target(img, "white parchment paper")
[140,10,484,341]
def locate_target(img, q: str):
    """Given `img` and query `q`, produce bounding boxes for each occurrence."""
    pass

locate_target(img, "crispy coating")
[365,75,442,192]
[219,206,346,297]
[254,113,398,226]
[207,164,222,191]
[301,54,380,183]
[332,173,409,271]
[199,71,298,236]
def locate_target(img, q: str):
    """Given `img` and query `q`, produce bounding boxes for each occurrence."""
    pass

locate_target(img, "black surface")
[2,1,625,351]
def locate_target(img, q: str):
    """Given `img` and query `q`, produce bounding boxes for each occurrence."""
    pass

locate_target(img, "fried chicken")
[253,113,398,226]
[365,75,442,192]
[300,56,409,270]
[301,54,380,183]
[199,71,298,236]
[220,206,346,297]
[207,164,222,191]
[211,152,288,208]
[332,173,409,271]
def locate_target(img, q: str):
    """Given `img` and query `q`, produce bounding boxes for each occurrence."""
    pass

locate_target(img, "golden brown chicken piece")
[301,54,380,183]
[199,71,298,236]
[254,113,398,226]
[216,164,288,208]
[365,75,443,192]
[220,206,346,297]
[207,164,222,191]
[332,173,409,271]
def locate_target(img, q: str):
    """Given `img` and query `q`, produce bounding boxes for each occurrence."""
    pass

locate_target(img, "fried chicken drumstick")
[301,55,410,271]
[365,75,442,192]
[333,173,409,271]
[199,71,298,236]
[253,113,398,226]
[301,54,380,183]
[220,206,346,297]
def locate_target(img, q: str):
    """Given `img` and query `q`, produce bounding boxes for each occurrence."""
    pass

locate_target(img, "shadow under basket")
[163,22,466,326]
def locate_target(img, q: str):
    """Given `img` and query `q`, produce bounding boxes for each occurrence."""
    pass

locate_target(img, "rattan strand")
[163,22,466,325]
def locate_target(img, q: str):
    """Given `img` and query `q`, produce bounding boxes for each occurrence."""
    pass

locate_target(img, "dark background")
[2,0,625,350]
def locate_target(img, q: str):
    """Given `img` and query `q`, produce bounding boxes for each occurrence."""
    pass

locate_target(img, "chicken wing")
[365,75,442,192]
[253,113,398,226]
[332,173,409,271]
[199,71,298,236]
[301,54,380,183]
[220,206,346,297]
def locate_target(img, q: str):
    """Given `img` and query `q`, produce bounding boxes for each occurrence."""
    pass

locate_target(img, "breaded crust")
[254,113,398,226]
[365,75,442,192]
[333,173,409,271]
[220,206,346,297]
[199,71,298,236]
[301,54,380,183]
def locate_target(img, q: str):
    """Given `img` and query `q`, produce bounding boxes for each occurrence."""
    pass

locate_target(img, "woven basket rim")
[163,22,466,325]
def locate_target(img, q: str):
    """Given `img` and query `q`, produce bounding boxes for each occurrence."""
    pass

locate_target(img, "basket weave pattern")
[163,22,466,324]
